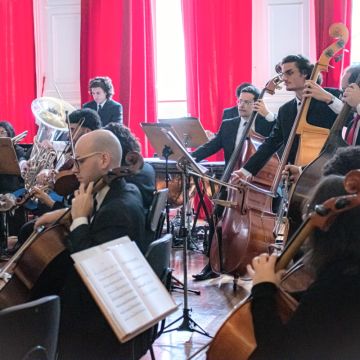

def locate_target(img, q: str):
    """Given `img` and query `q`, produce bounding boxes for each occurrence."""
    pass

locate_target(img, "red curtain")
[0,0,36,142]
[314,0,352,88]
[181,0,252,160]
[80,0,157,156]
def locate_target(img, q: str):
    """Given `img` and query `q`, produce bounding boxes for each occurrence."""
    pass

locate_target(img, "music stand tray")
[158,117,208,148]
[141,123,186,161]
[0,138,21,176]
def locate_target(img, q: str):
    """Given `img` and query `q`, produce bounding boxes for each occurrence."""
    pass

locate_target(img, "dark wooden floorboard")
[141,248,251,360]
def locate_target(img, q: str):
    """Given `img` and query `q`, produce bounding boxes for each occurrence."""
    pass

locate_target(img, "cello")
[209,75,282,279]
[206,169,360,360]
[0,152,144,309]
[287,72,360,235]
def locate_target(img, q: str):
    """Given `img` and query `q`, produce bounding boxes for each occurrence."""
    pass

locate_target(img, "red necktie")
[346,114,360,145]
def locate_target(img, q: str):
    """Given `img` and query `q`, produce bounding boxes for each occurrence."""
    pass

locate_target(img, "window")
[155,0,187,118]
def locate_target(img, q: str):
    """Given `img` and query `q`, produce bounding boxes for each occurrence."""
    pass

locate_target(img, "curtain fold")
[314,0,352,88]
[0,0,36,141]
[181,0,252,160]
[81,0,157,156]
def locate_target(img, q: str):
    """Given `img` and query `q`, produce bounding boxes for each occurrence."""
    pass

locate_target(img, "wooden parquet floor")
[140,247,251,360]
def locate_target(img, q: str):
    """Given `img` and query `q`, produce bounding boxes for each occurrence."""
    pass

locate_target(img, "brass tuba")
[23,97,75,190]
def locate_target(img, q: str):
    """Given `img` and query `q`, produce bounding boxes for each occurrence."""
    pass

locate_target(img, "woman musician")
[248,174,360,359]
[0,121,27,251]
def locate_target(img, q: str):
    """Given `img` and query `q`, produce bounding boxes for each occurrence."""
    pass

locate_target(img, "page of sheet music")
[112,242,176,317]
[79,251,153,334]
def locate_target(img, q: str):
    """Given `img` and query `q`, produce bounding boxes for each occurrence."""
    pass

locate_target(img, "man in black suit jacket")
[192,85,275,164]
[104,122,156,211]
[83,76,123,126]
[222,82,252,120]
[191,85,275,281]
[234,55,341,179]
[35,129,151,359]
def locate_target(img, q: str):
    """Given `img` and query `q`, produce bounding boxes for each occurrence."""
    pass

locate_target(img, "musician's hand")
[303,80,332,103]
[36,169,51,186]
[35,208,67,229]
[282,164,302,183]
[33,187,55,208]
[253,99,269,117]
[205,129,215,140]
[343,83,360,108]
[71,182,94,219]
[232,168,252,184]
[40,139,54,150]
[247,253,284,286]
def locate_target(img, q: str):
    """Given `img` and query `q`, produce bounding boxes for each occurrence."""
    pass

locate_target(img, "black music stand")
[141,123,184,234]
[156,128,210,338]
[158,117,208,148]
[0,138,21,256]
[158,118,212,250]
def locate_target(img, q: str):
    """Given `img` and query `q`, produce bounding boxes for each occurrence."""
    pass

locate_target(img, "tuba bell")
[24,97,75,190]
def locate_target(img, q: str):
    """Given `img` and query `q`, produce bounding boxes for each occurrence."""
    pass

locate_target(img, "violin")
[206,169,360,360]
[0,152,144,309]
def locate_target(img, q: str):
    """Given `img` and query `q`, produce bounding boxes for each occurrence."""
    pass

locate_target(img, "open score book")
[71,236,178,343]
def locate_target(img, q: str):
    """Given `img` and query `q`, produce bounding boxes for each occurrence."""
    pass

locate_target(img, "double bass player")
[191,85,276,280]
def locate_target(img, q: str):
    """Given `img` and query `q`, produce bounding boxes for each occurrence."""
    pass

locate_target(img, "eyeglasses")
[0,130,8,136]
[73,152,103,169]
[281,69,296,78]
[237,99,254,106]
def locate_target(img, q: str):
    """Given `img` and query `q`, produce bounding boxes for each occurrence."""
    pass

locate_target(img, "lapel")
[89,178,124,227]
[228,117,241,150]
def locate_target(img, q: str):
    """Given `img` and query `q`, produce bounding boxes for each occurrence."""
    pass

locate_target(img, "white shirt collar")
[98,100,107,109]
[95,185,110,210]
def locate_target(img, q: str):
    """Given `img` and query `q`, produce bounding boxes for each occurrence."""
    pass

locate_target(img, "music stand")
[158,117,208,148]
[0,138,21,176]
[0,138,21,256]
[157,128,210,338]
[141,123,184,234]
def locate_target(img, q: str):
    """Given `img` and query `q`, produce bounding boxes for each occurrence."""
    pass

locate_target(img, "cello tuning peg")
[314,204,330,216]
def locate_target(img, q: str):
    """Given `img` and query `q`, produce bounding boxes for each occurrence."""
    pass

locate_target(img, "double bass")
[209,75,282,280]
[207,169,360,360]
[287,72,360,235]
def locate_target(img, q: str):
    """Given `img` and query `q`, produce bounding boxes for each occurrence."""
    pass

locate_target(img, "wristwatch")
[327,95,336,105]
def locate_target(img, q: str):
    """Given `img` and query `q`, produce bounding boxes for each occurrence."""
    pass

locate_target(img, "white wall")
[252,0,316,114]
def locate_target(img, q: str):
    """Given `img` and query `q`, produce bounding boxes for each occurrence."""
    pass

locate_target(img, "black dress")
[250,258,360,359]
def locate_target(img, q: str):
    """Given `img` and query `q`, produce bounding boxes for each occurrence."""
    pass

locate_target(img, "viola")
[206,169,360,360]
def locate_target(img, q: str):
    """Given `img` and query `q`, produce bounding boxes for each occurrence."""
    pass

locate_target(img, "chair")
[147,188,169,240]
[0,295,60,360]
[145,233,173,284]
[145,233,173,359]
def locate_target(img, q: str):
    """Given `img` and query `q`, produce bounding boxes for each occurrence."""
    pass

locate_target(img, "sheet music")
[79,251,153,334]
[111,242,176,317]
